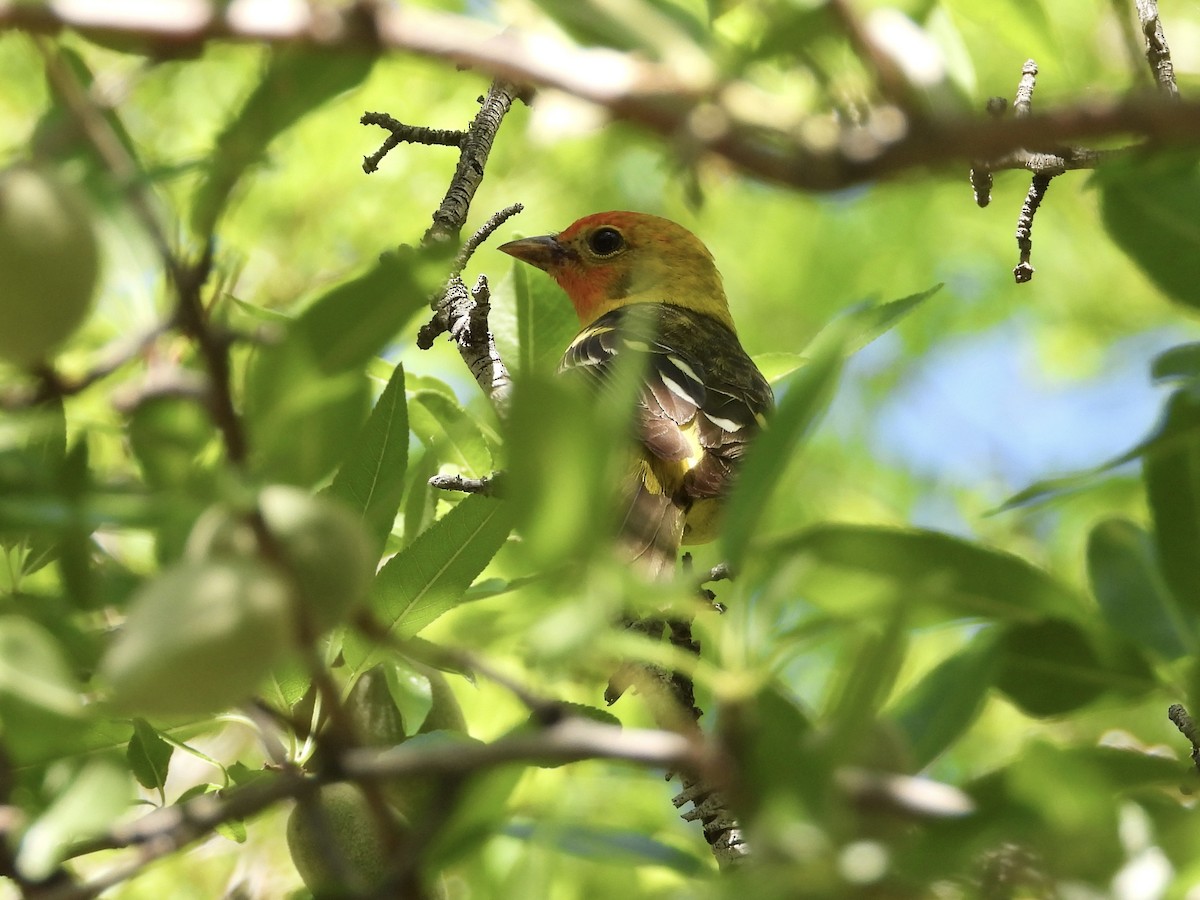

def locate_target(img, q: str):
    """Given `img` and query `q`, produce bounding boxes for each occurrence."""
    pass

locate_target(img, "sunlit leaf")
[1098,152,1200,310]
[722,319,848,568]
[771,523,1084,622]
[513,261,579,375]
[1087,517,1194,661]
[17,756,131,881]
[356,495,515,663]
[1143,388,1200,616]
[505,373,626,568]
[127,718,173,794]
[326,363,409,555]
[890,634,998,769]
[408,390,493,478]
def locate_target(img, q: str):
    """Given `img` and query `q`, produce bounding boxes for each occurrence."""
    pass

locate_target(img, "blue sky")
[832,320,1197,508]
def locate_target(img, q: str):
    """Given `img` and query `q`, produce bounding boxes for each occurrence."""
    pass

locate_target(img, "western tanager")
[499,212,774,580]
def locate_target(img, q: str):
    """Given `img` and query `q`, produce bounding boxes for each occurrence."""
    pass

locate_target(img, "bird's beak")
[497,234,570,272]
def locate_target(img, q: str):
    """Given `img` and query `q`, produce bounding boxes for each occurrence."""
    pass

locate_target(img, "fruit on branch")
[346,663,407,747]
[0,164,99,369]
[286,783,410,897]
[419,666,468,735]
[99,559,292,716]
[187,485,374,633]
[343,663,473,822]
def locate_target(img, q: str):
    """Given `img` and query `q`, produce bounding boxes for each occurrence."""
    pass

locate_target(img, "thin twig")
[427,471,503,496]
[1135,0,1180,100]
[0,321,169,411]
[360,111,464,173]
[450,202,524,278]
[1013,173,1052,283]
[1013,59,1038,118]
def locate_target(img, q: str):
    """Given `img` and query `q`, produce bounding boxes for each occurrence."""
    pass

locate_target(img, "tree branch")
[7,2,1200,194]
[51,719,701,900]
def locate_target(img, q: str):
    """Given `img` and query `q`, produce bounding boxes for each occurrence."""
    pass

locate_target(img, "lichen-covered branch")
[427,81,523,243]
[416,205,524,410]
[1169,703,1200,774]
[1136,0,1180,100]
[1013,173,1053,283]
[360,111,465,174]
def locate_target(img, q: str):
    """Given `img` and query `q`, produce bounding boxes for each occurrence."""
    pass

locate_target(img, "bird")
[498,211,774,584]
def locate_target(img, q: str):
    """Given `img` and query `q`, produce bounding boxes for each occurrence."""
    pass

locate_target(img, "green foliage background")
[2,0,1200,896]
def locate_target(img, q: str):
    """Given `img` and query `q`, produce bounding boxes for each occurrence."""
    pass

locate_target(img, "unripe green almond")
[418,666,467,735]
[346,664,407,748]
[0,165,98,369]
[187,486,374,633]
[286,783,407,896]
[100,559,292,717]
[384,731,481,822]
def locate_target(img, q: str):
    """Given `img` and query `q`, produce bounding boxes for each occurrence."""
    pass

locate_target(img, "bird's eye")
[587,226,625,257]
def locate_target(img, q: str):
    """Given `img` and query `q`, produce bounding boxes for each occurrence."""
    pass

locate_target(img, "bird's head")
[498,211,733,330]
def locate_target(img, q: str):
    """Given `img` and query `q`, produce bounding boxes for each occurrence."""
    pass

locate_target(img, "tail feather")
[617,475,686,582]
[607,476,686,704]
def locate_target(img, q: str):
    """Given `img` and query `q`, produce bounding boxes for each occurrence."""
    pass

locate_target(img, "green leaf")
[127,394,214,490]
[505,373,628,568]
[1152,342,1200,384]
[326,363,409,555]
[842,284,942,353]
[771,524,1083,622]
[401,450,439,547]
[502,820,706,875]
[0,616,84,764]
[1098,152,1200,310]
[17,756,131,881]
[722,319,848,568]
[126,718,173,795]
[293,247,450,376]
[752,351,809,385]
[350,495,515,671]
[723,683,820,822]
[408,390,493,478]
[823,603,909,745]
[1143,388,1200,615]
[1006,741,1120,855]
[890,635,998,769]
[721,288,933,566]
[513,261,579,375]
[995,619,1154,717]
[244,248,447,485]
[1087,517,1194,660]
[190,47,375,236]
